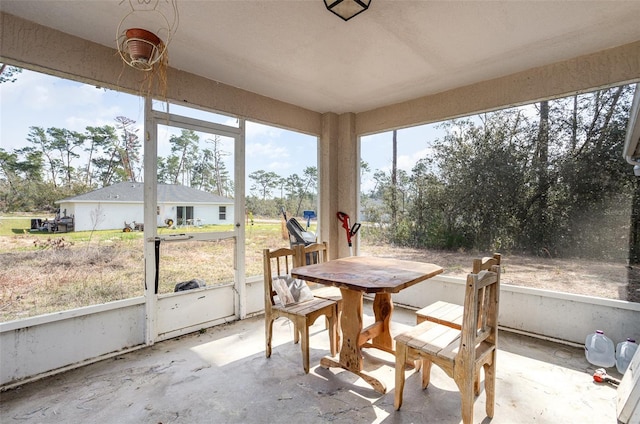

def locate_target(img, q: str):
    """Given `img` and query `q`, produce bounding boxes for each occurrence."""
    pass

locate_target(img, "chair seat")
[273,297,336,316]
[416,300,463,329]
[395,320,461,361]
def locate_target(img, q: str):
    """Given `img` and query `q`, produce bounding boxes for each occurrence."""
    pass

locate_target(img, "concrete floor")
[0,304,620,424]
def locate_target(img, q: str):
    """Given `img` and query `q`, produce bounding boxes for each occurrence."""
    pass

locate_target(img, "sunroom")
[1,2,639,423]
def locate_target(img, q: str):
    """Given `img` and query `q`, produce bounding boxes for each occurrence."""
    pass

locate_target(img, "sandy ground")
[360,244,635,301]
[0,235,636,322]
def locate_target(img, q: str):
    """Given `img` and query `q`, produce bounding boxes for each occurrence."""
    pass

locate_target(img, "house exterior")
[57,182,234,232]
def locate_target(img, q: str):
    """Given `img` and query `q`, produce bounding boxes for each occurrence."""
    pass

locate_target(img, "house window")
[177,206,194,226]
[219,206,227,221]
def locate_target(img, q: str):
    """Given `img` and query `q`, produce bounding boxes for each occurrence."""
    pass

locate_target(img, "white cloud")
[246,121,283,139]
[397,147,434,172]
[247,141,290,160]
[265,160,293,174]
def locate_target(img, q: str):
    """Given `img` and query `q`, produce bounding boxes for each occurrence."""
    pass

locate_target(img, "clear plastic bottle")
[585,330,615,368]
[616,338,638,374]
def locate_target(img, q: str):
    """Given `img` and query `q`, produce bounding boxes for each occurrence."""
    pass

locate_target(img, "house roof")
[57,182,234,205]
[2,1,639,115]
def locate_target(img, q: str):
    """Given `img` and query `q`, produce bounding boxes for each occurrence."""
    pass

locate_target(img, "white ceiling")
[2,1,640,114]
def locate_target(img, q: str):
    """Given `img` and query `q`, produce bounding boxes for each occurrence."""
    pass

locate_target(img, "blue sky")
[0,68,442,194]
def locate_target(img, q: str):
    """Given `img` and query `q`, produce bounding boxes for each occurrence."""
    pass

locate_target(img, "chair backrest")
[458,261,501,362]
[472,253,501,273]
[295,241,330,267]
[471,253,501,327]
[263,247,296,311]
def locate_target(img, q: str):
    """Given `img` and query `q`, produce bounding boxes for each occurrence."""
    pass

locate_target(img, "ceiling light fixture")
[324,0,371,21]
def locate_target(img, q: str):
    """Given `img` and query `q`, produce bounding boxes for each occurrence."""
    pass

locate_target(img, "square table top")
[291,256,443,294]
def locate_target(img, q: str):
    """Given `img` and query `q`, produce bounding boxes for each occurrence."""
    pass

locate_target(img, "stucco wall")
[0,298,145,387]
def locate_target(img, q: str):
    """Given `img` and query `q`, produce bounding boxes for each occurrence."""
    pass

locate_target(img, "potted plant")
[124,28,162,67]
[118,27,169,100]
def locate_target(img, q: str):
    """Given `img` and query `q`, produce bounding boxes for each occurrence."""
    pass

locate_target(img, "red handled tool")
[337,211,361,256]
[593,368,620,386]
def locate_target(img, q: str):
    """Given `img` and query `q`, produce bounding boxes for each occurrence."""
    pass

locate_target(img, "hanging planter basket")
[119,28,164,71]
[116,0,177,72]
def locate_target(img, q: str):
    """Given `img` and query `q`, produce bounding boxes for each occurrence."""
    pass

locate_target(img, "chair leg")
[394,342,408,410]
[328,313,338,357]
[421,359,432,389]
[265,317,274,358]
[474,368,481,395]
[414,358,422,372]
[299,319,310,374]
[459,379,475,424]
[454,357,479,424]
[484,356,496,418]
[336,302,342,351]
[293,322,300,344]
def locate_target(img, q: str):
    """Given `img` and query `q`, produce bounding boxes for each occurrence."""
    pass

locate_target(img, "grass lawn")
[0,215,299,321]
[0,215,634,322]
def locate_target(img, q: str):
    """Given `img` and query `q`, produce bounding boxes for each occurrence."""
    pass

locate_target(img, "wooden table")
[291,256,443,394]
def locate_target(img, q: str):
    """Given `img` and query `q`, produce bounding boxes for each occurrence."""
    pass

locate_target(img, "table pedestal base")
[316,290,396,394]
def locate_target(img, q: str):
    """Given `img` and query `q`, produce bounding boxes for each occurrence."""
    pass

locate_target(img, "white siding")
[60,202,143,232]
[59,202,234,231]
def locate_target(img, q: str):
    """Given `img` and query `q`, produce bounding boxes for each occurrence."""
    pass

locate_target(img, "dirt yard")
[360,244,635,302]
[0,233,637,322]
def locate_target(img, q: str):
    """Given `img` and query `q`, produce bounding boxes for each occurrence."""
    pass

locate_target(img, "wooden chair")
[264,247,339,374]
[414,254,501,390]
[295,242,343,348]
[394,262,501,424]
[416,254,502,330]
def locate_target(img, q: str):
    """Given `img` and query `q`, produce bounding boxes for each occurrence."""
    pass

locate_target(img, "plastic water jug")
[616,338,638,374]
[585,330,615,368]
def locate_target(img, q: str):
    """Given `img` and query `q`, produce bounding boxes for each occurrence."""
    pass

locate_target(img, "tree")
[391,130,398,229]
[47,127,85,187]
[547,86,633,258]
[25,127,63,187]
[284,174,300,197]
[85,125,129,187]
[192,148,216,192]
[249,170,280,200]
[527,100,551,253]
[167,129,199,185]
[114,116,141,182]
[0,149,20,209]
[206,135,232,196]
[85,125,121,187]
[420,113,530,251]
[295,166,318,216]
[0,64,22,84]
[406,158,446,247]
